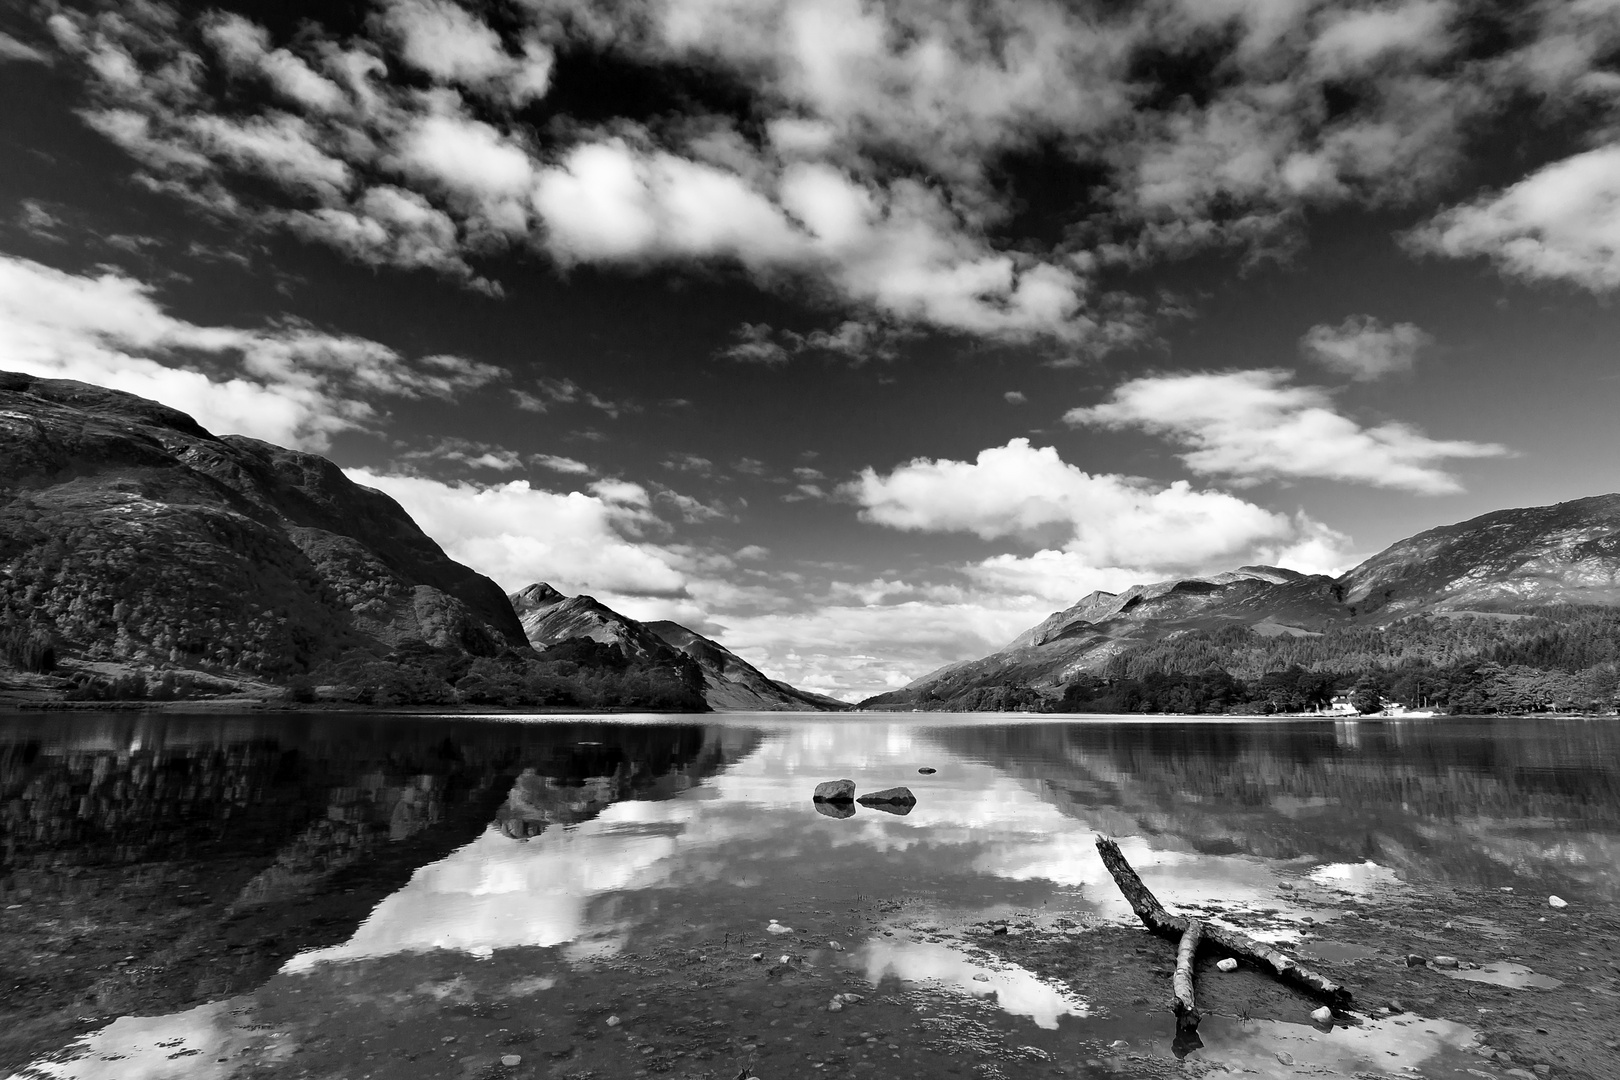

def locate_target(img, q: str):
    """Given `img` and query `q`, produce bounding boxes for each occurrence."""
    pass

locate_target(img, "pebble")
[501,1055,521,1067]
[1276,1052,1295,1066]
[972,973,990,982]
[918,767,937,774]
[780,954,791,964]
[1387,1000,1405,1013]
[1432,955,1460,969]
[752,953,764,962]
[1311,1006,1333,1024]
[606,1016,621,1028]
[1548,895,1568,909]
[828,940,844,951]
[1534,1065,1551,1076]
[1108,1040,1129,1049]
[767,920,792,935]
[1406,954,1427,967]
[1216,958,1238,972]
[827,1000,843,1012]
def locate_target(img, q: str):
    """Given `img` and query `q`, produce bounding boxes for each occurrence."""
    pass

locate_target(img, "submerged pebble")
[1216,958,1238,972]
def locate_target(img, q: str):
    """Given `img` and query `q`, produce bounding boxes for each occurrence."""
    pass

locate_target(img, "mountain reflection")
[0,713,756,1073]
[932,718,1620,896]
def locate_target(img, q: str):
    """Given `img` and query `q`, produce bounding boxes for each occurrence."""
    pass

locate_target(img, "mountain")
[509,583,847,711]
[643,621,851,711]
[510,583,674,661]
[862,495,1620,711]
[1338,494,1620,615]
[0,372,528,691]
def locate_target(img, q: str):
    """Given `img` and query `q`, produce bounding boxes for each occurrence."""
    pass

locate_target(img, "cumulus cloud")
[1411,144,1620,292]
[849,437,1319,569]
[1299,315,1431,380]
[0,254,499,449]
[1067,370,1509,494]
[346,469,692,599]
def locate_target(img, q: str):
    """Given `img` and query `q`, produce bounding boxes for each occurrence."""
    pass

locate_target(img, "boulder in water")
[857,786,916,806]
[813,778,856,802]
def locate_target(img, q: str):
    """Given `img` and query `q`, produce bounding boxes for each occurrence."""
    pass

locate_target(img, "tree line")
[1052,607,1620,714]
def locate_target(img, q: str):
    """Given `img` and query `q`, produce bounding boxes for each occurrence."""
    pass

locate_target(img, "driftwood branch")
[1096,836,1352,1013]
[1173,919,1202,1033]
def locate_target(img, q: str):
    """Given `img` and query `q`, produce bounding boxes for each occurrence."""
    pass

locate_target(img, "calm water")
[2,712,1616,1080]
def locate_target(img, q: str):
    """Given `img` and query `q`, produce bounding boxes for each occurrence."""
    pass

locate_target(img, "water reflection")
[933,717,1620,896]
[3,712,1617,1080]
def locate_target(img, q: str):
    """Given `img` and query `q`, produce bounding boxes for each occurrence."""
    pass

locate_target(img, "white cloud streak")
[0,254,499,449]
[1067,370,1509,494]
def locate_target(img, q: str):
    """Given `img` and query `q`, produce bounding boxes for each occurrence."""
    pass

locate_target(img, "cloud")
[202,13,345,113]
[1003,390,1027,404]
[0,31,49,64]
[849,437,1312,568]
[345,470,692,598]
[15,199,64,240]
[378,0,553,105]
[513,377,636,418]
[37,0,1620,348]
[1307,1,1458,79]
[719,322,790,365]
[1411,144,1620,292]
[1067,370,1509,494]
[719,318,914,364]
[533,453,593,475]
[1299,315,1431,380]
[0,254,499,450]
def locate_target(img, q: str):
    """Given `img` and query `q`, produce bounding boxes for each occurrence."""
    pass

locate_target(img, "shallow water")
[2,712,1616,1079]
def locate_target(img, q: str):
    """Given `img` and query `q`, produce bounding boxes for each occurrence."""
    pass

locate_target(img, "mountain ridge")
[863,494,1620,711]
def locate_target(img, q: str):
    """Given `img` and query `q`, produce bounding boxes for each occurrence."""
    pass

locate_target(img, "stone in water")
[813,779,855,802]
[1548,895,1567,908]
[1216,957,1238,972]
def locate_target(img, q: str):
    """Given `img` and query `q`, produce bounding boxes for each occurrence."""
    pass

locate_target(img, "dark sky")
[2,0,1618,698]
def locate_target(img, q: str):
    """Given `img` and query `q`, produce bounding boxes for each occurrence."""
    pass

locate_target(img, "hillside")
[862,496,1620,713]
[0,373,710,710]
[0,372,526,692]
[644,621,850,711]
[510,583,846,711]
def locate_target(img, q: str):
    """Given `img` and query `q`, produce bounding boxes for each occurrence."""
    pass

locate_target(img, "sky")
[2,0,1618,700]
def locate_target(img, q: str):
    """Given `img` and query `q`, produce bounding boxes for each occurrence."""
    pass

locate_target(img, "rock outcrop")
[0,372,528,681]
